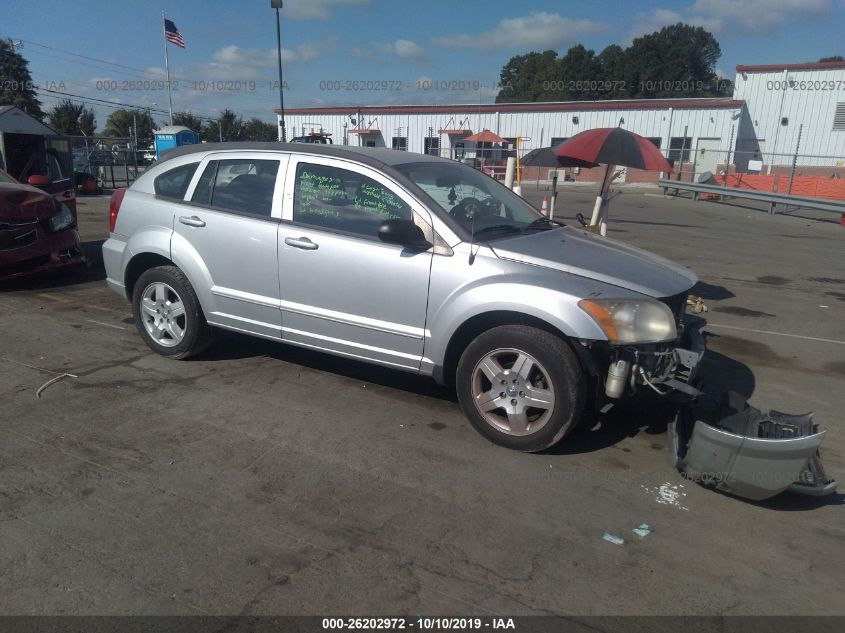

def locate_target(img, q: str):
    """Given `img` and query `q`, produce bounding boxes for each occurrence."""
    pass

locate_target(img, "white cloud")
[283,0,370,21]
[693,0,831,33]
[350,39,432,65]
[432,12,607,51]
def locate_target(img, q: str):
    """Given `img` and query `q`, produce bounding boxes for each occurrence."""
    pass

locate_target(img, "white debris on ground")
[641,482,689,511]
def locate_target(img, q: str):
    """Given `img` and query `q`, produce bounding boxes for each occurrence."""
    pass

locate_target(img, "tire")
[131,265,213,359]
[456,325,586,452]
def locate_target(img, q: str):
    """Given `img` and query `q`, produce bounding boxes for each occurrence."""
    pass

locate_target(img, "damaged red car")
[0,168,86,280]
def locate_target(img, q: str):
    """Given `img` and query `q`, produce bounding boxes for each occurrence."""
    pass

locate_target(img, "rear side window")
[154,162,199,199]
[293,162,412,239]
[209,159,279,217]
[191,161,217,205]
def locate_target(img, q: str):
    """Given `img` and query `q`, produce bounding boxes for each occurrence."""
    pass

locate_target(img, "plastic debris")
[602,532,625,546]
[168,459,176,465]
[632,523,653,538]
[35,373,78,399]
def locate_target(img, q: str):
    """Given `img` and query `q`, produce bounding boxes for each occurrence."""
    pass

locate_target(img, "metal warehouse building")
[278,61,845,184]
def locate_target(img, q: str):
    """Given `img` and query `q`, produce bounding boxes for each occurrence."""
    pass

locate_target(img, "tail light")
[109,188,126,233]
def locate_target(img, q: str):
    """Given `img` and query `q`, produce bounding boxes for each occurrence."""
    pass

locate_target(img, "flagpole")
[162,11,173,126]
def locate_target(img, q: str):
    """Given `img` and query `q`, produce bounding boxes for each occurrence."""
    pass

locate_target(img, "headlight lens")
[48,203,75,233]
[579,298,677,344]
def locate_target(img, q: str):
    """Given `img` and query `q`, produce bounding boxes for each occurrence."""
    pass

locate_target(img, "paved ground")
[1,186,843,616]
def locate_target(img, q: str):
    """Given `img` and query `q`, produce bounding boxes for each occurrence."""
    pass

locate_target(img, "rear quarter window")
[154,162,199,199]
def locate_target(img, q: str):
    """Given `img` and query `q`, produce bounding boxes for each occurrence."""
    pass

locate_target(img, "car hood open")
[489,226,697,298]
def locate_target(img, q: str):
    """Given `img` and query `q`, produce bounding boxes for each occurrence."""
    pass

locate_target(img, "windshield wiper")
[472,224,522,239]
[523,217,564,231]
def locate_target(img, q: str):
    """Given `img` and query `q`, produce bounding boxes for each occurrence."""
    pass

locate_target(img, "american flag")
[164,18,185,49]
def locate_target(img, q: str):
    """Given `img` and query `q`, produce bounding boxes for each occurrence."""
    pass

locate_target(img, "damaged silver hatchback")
[102,143,835,497]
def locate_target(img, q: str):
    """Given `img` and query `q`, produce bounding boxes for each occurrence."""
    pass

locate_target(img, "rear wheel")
[456,325,586,452]
[132,265,212,359]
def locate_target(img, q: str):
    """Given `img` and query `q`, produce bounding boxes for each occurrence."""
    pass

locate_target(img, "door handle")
[285,236,318,250]
[179,215,206,228]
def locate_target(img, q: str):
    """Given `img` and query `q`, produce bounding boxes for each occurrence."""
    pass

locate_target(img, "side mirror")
[377,218,431,251]
[27,175,52,188]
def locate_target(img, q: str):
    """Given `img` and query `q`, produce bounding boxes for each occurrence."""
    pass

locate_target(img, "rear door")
[277,156,433,369]
[175,152,288,339]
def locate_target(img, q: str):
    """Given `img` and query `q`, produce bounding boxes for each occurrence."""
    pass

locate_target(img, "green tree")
[493,23,731,103]
[0,39,43,118]
[242,117,276,141]
[214,108,245,142]
[626,24,730,98]
[172,111,205,133]
[79,108,96,136]
[104,108,156,146]
[46,99,96,135]
[495,50,558,103]
[818,56,844,62]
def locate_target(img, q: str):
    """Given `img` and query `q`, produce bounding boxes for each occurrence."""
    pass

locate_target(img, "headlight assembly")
[579,298,677,344]
[48,203,75,233]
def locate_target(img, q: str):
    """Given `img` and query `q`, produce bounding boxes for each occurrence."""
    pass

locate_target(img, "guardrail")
[658,179,845,216]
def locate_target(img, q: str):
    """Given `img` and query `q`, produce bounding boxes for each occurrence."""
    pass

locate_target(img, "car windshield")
[394,161,553,239]
[0,170,16,184]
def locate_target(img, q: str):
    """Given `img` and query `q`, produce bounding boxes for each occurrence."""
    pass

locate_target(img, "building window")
[550,137,569,146]
[424,136,440,155]
[668,137,692,163]
[392,136,407,151]
[646,137,662,149]
[834,103,845,131]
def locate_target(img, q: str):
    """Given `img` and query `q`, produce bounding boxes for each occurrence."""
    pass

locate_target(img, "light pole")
[271,0,287,142]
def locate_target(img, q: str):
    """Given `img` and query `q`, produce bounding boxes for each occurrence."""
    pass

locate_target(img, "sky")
[3,0,844,130]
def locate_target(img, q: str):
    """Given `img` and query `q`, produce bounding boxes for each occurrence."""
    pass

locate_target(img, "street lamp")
[271,0,287,142]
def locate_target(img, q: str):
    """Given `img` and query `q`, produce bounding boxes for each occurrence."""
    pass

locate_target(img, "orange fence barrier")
[723,174,845,201]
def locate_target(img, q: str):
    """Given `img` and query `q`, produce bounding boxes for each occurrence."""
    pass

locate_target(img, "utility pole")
[271,0,287,142]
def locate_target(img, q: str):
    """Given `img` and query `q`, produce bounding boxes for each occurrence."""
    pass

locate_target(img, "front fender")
[423,248,646,374]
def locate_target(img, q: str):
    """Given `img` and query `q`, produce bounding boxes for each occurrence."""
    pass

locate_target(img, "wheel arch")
[124,252,174,300]
[437,310,599,388]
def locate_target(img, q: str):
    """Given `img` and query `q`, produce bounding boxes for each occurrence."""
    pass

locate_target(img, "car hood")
[489,226,697,298]
[0,183,56,221]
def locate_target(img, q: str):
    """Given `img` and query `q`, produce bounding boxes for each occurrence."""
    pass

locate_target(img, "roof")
[278,98,744,116]
[736,61,845,73]
[158,141,446,168]
[155,125,197,135]
[464,129,507,143]
[0,106,59,136]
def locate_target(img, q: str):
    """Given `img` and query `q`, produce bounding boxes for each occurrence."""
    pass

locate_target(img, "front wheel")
[456,325,586,452]
[132,265,212,359]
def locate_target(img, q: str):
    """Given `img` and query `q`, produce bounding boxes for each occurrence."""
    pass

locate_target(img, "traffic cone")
[541,195,549,216]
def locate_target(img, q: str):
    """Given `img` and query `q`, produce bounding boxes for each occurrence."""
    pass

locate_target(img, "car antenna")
[468,209,480,265]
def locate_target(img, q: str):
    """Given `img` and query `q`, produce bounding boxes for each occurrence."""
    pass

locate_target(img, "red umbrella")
[555,127,672,172]
[555,128,672,235]
[464,129,506,143]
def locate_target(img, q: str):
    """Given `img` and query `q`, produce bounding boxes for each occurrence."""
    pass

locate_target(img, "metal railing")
[658,179,845,215]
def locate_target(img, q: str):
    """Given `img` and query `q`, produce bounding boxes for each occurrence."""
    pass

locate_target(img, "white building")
[278,60,845,180]
[733,61,845,169]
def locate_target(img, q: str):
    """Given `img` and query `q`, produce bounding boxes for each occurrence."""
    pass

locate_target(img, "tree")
[214,109,245,142]
[624,24,731,98]
[496,50,558,103]
[494,23,732,102]
[104,108,156,146]
[818,56,844,62]
[242,117,276,141]
[79,109,96,136]
[172,111,205,133]
[46,99,96,135]
[0,39,43,119]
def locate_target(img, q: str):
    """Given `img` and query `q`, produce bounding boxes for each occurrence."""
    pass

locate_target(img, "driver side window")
[293,162,413,239]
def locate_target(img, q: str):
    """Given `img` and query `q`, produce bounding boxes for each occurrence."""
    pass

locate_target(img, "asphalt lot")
[1,184,843,616]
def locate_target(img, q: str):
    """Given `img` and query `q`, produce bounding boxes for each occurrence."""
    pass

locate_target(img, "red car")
[0,168,87,280]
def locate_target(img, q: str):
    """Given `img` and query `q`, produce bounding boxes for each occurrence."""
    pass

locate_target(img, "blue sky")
[3,0,843,130]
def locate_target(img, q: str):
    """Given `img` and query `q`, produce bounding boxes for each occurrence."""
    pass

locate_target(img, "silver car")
[103,142,703,452]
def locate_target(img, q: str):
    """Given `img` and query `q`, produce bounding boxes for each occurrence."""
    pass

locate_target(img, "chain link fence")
[69,135,144,190]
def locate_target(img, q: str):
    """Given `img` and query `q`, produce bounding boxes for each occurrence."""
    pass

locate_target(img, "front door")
[694,138,722,180]
[175,152,288,339]
[277,156,432,370]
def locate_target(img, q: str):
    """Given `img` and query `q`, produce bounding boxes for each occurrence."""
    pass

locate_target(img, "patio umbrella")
[521,148,598,218]
[555,127,673,235]
[464,129,506,143]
